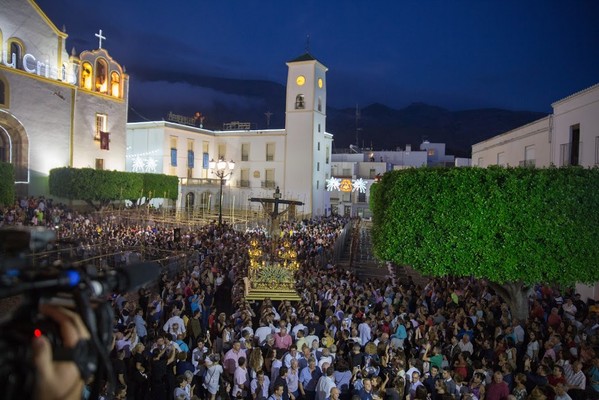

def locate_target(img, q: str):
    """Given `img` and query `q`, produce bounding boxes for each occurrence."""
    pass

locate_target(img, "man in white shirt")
[317,348,333,372]
[163,309,186,337]
[315,366,336,400]
[255,322,273,346]
[405,358,421,384]
[358,319,371,347]
[251,370,270,400]
[192,339,209,377]
[458,334,474,355]
[565,360,586,395]
[284,345,302,368]
[292,320,308,339]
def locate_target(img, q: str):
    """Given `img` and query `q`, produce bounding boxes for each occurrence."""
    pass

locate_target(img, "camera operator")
[32,304,90,400]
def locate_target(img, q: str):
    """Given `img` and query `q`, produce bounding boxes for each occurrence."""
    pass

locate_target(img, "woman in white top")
[204,355,224,400]
[525,331,540,363]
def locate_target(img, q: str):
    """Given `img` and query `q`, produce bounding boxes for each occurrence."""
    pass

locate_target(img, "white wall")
[471,116,551,167]
[551,83,599,167]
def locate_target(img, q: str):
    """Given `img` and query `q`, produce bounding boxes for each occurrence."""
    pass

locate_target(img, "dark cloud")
[35,0,599,113]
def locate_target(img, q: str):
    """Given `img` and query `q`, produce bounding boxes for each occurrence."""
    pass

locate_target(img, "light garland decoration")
[325,176,369,193]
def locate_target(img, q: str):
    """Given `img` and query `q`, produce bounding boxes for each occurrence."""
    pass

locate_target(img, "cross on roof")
[95,29,106,49]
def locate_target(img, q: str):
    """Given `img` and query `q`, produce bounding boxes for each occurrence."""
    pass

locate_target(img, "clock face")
[296,75,306,86]
[318,78,323,89]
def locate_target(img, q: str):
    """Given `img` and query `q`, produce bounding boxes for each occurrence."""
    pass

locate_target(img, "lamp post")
[209,157,235,225]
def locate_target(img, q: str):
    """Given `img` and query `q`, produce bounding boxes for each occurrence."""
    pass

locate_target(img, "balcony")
[560,142,582,166]
[180,178,220,186]
[238,180,250,188]
[261,180,276,189]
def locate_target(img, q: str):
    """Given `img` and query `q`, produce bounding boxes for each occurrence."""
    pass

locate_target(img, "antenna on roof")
[355,104,362,146]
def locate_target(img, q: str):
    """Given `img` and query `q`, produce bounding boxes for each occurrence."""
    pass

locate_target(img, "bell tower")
[284,53,330,217]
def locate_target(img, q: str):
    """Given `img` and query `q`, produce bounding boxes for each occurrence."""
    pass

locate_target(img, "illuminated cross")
[95,29,106,49]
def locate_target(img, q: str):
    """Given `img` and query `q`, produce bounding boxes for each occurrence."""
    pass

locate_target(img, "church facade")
[127,54,333,217]
[0,0,128,196]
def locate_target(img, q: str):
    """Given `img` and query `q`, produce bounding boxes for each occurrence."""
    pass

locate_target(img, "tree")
[370,166,599,320]
[138,173,179,204]
[50,168,144,210]
[0,162,15,206]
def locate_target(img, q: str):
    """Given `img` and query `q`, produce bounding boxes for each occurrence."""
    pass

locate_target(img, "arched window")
[295,94,305,109]
[318,97,322,112]
[110,71,120,97]
[81,62,93,90]
[95,58,108,93]
[9,41,23,69]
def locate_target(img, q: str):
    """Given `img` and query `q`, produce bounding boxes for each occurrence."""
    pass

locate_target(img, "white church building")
[127,54,333,217]
[0,0,129,196]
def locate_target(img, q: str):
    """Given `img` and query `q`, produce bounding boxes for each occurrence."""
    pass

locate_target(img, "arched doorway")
[0,110,29,194]
[185,191,195,211]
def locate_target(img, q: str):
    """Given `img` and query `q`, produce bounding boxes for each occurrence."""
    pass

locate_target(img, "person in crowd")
[13,205,599,400]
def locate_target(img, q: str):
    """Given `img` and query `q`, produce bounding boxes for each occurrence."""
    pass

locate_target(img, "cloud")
[129,79,266,110]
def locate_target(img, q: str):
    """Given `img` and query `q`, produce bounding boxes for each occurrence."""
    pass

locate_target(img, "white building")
[126,53,333,217]
[471,82,599,301]
[472,83,599,169]
[328,141,469,217]
[0,0,128,196]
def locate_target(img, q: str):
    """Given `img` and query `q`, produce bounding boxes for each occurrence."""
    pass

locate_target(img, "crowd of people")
[2,197,599,400]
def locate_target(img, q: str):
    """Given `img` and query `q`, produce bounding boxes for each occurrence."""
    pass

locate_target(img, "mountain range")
[128,72,547,158]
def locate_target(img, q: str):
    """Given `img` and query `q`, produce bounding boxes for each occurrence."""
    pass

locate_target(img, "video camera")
[0,227,160,400]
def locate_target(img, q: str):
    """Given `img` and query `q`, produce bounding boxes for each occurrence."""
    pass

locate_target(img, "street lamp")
[209,157,235,225]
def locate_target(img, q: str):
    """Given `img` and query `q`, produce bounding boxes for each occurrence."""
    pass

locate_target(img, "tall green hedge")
[141,173,179,200]
[0,162,15,206]
[371,166,599,287]
[49,168,178,209]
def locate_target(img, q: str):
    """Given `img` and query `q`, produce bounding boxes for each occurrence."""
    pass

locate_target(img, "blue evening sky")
[37,0,599,113]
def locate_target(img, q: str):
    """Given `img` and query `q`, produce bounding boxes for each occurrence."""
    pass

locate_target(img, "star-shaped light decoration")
[132,157,145,172]
[145,158,158,172]
[352,178,367,193]
[326,177,341,191]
